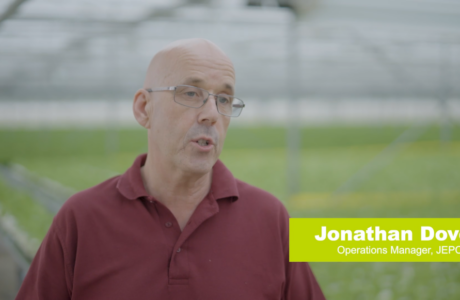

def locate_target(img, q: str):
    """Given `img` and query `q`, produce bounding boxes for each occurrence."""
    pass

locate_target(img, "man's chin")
[182,157,216,175]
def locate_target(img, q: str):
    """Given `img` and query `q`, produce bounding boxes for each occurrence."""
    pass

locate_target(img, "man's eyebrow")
[224,83,234,94]
[183,78,203,85]
[182,78,234,94]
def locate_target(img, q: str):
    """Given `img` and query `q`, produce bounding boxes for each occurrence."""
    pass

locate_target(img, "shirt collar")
[117,153,239,202]
[210,159,239,202]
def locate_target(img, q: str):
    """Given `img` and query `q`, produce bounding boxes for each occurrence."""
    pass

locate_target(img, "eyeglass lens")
[174,85,244,117]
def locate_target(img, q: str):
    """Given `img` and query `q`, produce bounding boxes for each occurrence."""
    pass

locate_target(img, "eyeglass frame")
[146,85,245,117]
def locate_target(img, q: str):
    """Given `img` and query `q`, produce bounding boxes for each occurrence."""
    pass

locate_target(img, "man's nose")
[198,95,220,125]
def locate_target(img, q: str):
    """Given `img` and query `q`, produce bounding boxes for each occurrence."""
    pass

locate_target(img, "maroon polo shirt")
[16,154,325,300]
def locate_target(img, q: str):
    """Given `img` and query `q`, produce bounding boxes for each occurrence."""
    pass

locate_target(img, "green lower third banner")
[290,218,460,262]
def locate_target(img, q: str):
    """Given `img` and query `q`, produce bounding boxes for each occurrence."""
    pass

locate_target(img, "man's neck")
[140,155,212,229]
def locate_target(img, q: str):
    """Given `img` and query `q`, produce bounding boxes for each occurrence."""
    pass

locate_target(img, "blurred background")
[0,0,459,299]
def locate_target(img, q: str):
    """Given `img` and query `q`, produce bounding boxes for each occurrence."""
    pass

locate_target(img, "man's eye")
[185,92,197,97]
[217,96,230,104]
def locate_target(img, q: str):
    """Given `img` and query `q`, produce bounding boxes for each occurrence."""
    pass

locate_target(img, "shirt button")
[177,248,181,253]
[165,222,172,228]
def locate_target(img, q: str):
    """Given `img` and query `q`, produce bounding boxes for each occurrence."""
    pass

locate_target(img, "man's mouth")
[197,139,210,146]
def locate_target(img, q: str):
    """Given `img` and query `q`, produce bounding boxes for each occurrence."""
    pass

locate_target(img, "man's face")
[145,47,235,175]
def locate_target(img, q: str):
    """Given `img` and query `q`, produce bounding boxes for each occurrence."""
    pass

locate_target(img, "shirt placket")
[144,192,220,290]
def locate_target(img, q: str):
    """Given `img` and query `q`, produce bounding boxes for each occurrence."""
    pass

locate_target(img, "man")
[16,39,325,300]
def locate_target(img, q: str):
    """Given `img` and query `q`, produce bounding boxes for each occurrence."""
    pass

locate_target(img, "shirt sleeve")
[278,203,326,300]
[15,224,72,300]
[284,262,326,300]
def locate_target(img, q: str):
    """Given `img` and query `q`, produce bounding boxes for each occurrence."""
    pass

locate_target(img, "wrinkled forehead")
[145,40,235,91]
[168,51,234,87]
[164,48,235,86]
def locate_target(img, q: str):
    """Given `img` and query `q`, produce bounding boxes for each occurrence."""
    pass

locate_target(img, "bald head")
[143,38,235,90]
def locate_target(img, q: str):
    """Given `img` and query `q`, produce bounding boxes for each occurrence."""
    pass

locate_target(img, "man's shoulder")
[234,178,278,200]
[231,178,290,240]
[56,175,122,219]
[234,178,289,216]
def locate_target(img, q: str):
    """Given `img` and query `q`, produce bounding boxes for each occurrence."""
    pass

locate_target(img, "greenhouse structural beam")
[0,0,29,24]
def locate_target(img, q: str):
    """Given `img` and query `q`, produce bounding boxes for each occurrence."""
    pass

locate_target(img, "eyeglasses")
[146,85,245,117]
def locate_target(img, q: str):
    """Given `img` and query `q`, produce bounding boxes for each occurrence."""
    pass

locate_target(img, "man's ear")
[133,89,152,129]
